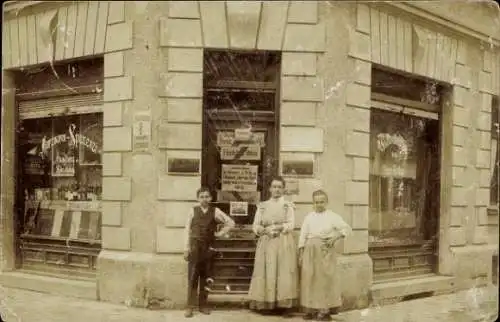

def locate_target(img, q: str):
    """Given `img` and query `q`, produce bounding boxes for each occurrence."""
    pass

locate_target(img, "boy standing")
[183,187,235,318]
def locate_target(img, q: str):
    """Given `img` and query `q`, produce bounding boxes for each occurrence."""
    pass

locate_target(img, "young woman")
[298,190,352,321]
[248,176,299,316]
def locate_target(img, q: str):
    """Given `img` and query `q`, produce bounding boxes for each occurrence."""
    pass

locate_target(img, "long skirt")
[300,238,341,313]
[248,232,299,310]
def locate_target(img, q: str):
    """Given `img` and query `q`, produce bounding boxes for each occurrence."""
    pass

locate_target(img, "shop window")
[19,113,103,240]
[491,97,499,206]
[369,109,440,245]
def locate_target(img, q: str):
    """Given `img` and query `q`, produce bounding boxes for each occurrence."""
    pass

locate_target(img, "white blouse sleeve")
[335,213,352,237]
[282,202,295,233]
[298,214,310,249]
[183,208,194,252]
[252,204,265,236]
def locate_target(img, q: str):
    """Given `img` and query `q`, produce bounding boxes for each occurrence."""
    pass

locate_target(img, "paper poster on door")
[220,145,261,161]
[221,164,258,192]
[230,201,248,217]
[217,131,266,147]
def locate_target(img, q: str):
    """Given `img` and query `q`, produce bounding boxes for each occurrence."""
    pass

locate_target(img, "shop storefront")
[14,59,104,280]
[1,0,499,309]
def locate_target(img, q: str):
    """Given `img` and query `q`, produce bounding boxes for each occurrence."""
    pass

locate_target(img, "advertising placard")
[220,145,261,161]
[217,131,266,147]
[221,164,258,192]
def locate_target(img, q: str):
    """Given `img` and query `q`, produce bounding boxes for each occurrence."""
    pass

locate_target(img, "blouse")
[252,196,295,235]
[298,210,352,249]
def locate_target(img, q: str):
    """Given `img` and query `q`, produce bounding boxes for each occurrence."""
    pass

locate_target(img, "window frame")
[489,96,499,214]
[368,98,440,246]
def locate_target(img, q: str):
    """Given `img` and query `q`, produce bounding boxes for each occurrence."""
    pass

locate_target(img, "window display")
[369,109,439,245]
[19,113,103,241]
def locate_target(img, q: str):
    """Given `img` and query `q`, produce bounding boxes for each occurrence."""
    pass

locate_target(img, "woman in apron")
[298,189,352,321]
[248,176,299,316]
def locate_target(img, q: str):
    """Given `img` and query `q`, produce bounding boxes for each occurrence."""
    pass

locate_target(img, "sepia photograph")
[1,0,499,321]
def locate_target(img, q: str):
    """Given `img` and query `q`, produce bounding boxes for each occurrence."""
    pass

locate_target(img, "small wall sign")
[284,177,299,196]
[167,157,200,175]
[133,111,152,152]
[281,160,314,177]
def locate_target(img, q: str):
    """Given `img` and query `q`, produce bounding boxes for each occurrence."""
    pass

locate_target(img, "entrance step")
[374,267,435,282]
[214,239,256,249]
[212,262,253,277]
[210,282,250,293]
[208,293,249,309]
[212,276,251,284]
[370,275,455,306]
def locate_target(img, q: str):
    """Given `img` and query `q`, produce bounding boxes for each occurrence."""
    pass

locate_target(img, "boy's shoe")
[199,307,211,315]
[184,308,194,318]
[204,278,214,292]
[303,313,314,320]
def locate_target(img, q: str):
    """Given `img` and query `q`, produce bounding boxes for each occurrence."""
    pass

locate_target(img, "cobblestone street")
[0,284,498,322]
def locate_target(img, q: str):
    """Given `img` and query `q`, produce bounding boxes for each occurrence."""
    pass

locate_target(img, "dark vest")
[189,206,217,261]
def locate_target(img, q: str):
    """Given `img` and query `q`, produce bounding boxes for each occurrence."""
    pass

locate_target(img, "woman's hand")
[183,251,190,262]
[298,248,304,267]
[325,235,343,248]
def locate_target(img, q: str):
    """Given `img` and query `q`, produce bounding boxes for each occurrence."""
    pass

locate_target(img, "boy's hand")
[215,231,229,238]
[298,249,303,267]
[183,251,189,262]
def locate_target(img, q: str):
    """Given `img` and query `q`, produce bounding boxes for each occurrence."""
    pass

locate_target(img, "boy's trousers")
[187,241,215,308]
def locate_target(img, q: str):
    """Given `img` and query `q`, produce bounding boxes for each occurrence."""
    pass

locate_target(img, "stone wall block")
[102,227,131,250]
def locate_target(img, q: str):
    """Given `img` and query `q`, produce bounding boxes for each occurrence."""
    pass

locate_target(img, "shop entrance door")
[202,109,278,295]
[201,49,281,295]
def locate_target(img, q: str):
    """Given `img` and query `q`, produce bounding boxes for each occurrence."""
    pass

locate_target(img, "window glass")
[20,113,103,240]
[369,109,439,245]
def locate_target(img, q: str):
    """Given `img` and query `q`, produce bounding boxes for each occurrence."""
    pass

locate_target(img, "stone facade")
[1,0,499,310]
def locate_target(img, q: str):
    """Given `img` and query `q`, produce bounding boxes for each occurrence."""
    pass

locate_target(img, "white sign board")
[284,177,299,195]
[217,131,266,147]
[230,201,249,217]
[221,164,258,192]
[220,145,261,161]
[234,128,252,141]
[133,111,152,152]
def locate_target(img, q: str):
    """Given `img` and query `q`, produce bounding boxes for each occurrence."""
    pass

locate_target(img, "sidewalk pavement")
[0,284,498,322]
